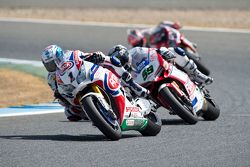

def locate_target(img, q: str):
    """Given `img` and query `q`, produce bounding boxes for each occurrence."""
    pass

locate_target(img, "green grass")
[0,63,47,79]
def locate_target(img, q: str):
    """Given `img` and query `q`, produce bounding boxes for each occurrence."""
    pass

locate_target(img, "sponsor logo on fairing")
[107,72,119,89]
[136,58,150,72]
[192,97,198,107]
[126,106,139,112]
[130,112,142,118]
[60,61,74,74]
[103,73,120,96]
[126,119,135,126]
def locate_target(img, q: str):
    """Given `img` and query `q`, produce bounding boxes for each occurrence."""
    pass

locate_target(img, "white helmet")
[41,45,63,72]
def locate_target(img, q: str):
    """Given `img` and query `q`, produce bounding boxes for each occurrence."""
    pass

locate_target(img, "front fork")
[90,84,117,120]
[91,84,102,94]
[158,82,193,114]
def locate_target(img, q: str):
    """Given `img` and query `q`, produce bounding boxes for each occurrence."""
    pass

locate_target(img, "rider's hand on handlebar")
[85,51,105,64]
[158,47,176,61]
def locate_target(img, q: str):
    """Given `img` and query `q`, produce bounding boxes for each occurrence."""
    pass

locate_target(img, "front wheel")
[159,87,198,124]
[202,98,220,121]
[81,95,122,140]
[140,112,162,136]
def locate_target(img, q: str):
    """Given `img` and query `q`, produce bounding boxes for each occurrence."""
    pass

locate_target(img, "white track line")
[0,57,42,66]
[0,110,64,118]
[0,17,250,33]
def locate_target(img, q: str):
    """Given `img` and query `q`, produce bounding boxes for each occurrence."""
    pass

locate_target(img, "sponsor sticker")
[108,72,120,89]
[130,112,142,118]
[61,61,74,72]
[126,107,139,112]
[126,119,135,126]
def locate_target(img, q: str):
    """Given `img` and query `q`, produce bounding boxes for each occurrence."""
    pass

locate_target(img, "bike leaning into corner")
[129,47,220,124]
[54,52,161,140]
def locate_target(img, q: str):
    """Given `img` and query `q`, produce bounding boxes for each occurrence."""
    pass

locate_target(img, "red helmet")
[127,29,144,47]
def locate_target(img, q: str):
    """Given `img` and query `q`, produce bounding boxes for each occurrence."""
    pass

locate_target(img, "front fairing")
[57,61,97,105]
[131,50,162,85]
[167,65,205,113]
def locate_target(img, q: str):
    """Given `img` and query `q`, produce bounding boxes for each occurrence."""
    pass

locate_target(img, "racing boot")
[65,106,89,121]
[183,59,213,85]
[122,71,149,98]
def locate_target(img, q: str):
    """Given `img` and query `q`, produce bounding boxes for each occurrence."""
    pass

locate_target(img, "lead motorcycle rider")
[41,45,149,122]
[107,45,213,86]
[127,22,211,77]
[127,21,182,48]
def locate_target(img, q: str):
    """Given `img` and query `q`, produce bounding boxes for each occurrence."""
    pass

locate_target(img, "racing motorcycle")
[130,49,220,124]
[146,26,210,75]
[56,56,161,140]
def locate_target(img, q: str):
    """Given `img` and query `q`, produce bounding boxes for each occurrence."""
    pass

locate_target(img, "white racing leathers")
[47,50,89,121]
[128,47,212,84]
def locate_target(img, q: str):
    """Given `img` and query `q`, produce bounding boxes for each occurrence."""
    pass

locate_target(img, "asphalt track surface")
[0,0,250,10]
[0,20,250,167]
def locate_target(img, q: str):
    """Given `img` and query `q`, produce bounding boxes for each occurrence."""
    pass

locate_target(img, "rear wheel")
[202,98,220,120]
[81,95,122,140]
[159,87,198,124]
[140,112,162,136]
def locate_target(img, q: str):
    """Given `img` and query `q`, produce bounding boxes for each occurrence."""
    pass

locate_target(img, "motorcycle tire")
[184,48,211,76]
[81,95,122,140]
[202,98,220,121]
[159,87,198,124]
[140,112,162,136]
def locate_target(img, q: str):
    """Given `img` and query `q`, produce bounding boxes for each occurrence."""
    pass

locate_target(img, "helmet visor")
[54,48,64,69]
[42,60,57,72]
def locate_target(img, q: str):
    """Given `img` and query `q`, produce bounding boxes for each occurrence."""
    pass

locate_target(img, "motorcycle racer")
[41,45,149,121]
[158,20,182,30]
[127,21,182,48]
[41,45,88,121]
[107,45,213,85]
[127,21,211,77]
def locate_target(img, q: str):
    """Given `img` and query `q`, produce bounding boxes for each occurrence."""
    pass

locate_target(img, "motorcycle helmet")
[52,46,65,70]
[108,45,130,68]
[158,20,182,30]
[127,29,144,47]
[150,27,168,45]
[41,45,62,72]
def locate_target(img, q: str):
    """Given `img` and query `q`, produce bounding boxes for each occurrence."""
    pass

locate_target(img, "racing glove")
[121,71,150,98]
[158,47,176,61]
[85,51,105,64]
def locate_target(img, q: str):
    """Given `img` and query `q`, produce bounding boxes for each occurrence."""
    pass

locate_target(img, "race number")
[142,65,154,81]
